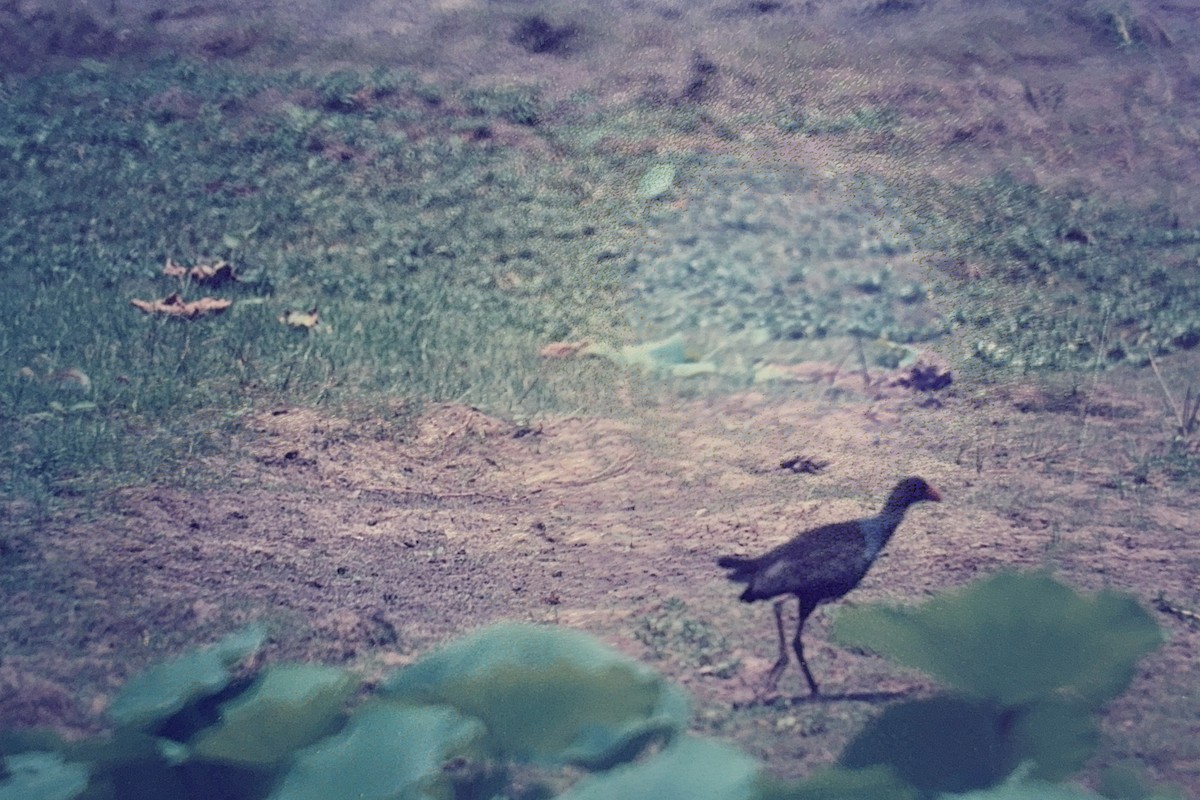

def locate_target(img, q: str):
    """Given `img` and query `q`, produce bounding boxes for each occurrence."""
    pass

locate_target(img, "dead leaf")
[163,258,236,285]
[891,360,954,392]
[540,340,589,358]
[49,368,92,392]
[281,308,320,329]
[779,455,829,474]
[131,293,232,318]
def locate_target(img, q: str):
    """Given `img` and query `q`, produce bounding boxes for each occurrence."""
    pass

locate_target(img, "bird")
[718,476,941,697]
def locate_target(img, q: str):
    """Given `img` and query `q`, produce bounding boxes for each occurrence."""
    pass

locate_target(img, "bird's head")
[888,476,942,510]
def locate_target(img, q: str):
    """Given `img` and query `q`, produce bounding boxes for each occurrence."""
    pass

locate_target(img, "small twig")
[1184,385,1200,436]
[1153,593,1200,626]
[854,334,873,389]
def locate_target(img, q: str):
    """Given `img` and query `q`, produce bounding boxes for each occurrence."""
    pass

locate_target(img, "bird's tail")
[717,555,758,583]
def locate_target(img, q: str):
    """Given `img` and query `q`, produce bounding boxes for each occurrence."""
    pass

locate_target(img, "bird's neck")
[860,507,907,561]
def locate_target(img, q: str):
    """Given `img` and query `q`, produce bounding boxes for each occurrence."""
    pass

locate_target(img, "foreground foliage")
[833,572,1169,799]
[0,571,1176,800]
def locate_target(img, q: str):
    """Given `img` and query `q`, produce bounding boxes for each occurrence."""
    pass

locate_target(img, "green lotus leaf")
[840,697,1016,797]
[108,625,267,729]
[832,572,1162,707]
[0,752,87,800]
[267,703,484,800]
[840,695,1099,798]
[944,777,1109,800]
[192,663,358,767]
[0,731,68,760]
[65,727,268,800]
[557,736,759,800]
[1095,764,1187,800]
[1007,700,1098,782]
[380,623,690,768]
[763,766,917,800]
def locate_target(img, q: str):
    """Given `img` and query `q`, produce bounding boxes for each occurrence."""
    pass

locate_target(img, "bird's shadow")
[805,688,912,703]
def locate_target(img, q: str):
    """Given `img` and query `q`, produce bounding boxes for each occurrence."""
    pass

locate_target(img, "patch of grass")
[0,58,627,514]
[906,173,1200,373]
[634,598,740,679]
[464,84,545,126]
[1134,439,1200,486]
[0,5,148,70]
[1148,356,1200,440]
[775,106,901,136]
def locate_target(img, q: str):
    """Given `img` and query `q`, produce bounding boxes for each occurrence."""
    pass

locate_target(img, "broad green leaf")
[762,765,917,800]
[108,625,267,729]
[380,623,690,768]
[840,696,1098,798]
[840,697,1016,797]
[1095,763,1187,800]
[192,663,358,767]
[557,736,759,800]
[268,703,483,800]
[832,572,1162,707]
[945,777,1109,800]
[1007,700,1098,782]
[0,731,68,760]
[0,752,88,800]
[61,728,264,800]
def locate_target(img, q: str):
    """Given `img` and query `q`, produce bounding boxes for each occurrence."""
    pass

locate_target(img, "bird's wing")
[750,521,870,601]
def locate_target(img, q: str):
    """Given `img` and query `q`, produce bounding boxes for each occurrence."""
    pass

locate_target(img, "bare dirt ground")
[3,0,1200,793]
[5,363,1199,789]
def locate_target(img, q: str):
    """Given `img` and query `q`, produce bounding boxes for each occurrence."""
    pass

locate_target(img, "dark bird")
[718,476,941,696]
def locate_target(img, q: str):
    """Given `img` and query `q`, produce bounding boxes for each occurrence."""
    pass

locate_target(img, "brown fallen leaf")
[131,293,232,318]
[280,308,320,329]
[539,340,589,359]
[162,258,236,285]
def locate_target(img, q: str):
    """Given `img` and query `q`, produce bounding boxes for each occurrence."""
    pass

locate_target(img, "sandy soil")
[3,0,1200,793]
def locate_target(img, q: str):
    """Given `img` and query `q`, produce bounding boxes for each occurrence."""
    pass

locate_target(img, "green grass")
[0,58,628,513]
[904,173,1200,373]
[6,53,1200,518]
[634,598,741,679]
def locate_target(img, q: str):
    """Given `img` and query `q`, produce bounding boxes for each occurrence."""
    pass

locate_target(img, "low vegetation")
[5,52,1200,523]
[0,58,626,518]
[904,174,1200,373]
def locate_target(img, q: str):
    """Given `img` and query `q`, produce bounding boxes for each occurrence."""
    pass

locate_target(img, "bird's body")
[719,476,940,696]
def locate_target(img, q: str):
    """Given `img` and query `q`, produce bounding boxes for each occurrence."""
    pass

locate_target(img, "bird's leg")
[762,598,791,693]
[794,602,819,696]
